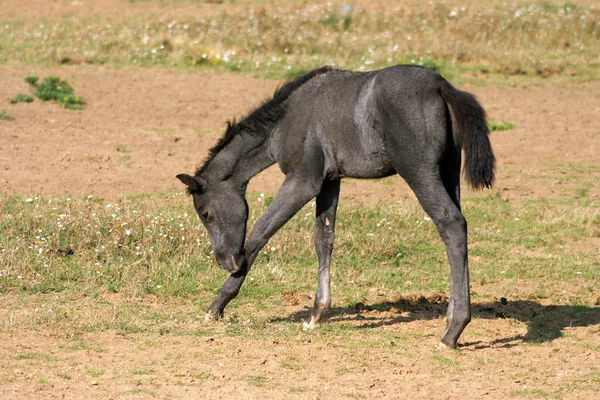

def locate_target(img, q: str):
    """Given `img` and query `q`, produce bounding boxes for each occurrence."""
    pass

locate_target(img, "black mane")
[196,66,334,175]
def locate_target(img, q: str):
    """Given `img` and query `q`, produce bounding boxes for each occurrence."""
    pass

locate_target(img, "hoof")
[439,339,458,350]
[302,317,319,331]
[437,341,451,351]
[205,312,219,322]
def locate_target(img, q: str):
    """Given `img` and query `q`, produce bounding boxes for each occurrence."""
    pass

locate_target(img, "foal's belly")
[327,114,395,179]
[333,151,395,179]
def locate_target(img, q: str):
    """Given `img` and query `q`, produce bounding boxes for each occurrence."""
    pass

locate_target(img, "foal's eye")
[201,210,210,221]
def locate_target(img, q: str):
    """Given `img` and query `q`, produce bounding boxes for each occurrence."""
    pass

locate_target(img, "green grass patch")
[488,119,516,131]
[61,341,106,353]
[0,190,597,309]
[247,374,268,387]
[25,76,85,110]
[432,353,460,367]
[0,110,10,120]
[15,351,57,361]
[8,93,34,104]
[86,368,105,378]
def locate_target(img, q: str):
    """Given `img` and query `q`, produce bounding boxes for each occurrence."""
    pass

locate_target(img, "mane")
[195,66,334,175]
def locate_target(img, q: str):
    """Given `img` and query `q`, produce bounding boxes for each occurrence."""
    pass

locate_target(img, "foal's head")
[177,173,248,274]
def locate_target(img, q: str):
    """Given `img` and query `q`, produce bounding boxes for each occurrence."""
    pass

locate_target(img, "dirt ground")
[1,63,599,400]
[1,1,600,397]
[1,66,599,203]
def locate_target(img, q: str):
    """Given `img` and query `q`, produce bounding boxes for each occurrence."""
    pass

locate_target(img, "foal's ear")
[176,174,207,194]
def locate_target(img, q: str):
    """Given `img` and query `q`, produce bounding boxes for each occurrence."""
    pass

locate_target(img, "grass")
[86,368,105,378]
[25,76,85,110]
[6,76,84,109]
[0,2,597,81]
[0,110,10,120]
[8,93,34,104]
[488,119,516,131]
[247,374,269,387]
[0,2,597,397]
[0,189,596,347]
[0,190,597,306]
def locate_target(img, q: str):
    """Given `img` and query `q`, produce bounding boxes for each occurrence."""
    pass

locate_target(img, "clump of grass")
[8,93,34,104]
[86,368,105,378]
[25,76,39,86]
[25,75,85,110]
[0,110,10,120]
[488,119,516,131]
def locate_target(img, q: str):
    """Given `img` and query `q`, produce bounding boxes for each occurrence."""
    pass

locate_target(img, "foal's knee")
[436,211,467,240]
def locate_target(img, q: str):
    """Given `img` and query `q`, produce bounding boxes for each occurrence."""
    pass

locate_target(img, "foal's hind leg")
[406,172,470,348]
[303,178,341,330]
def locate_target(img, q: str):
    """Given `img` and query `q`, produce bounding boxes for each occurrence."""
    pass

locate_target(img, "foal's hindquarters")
[377,73,472,348]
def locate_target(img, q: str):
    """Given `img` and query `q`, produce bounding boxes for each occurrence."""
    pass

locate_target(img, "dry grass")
[0,2,598,80]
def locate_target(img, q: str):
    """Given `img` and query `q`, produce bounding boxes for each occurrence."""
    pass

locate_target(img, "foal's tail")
[440,84,496,190]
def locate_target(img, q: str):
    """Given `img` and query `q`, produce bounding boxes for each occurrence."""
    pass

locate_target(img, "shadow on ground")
[272,295,600,348]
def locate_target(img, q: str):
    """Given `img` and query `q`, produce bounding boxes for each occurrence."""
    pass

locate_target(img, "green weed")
[8,93,34,104]
[132,367,156,375]
[488,119,516,131]
[247,374,268,387]
[25,76,84,110]
[0,110,10,120]
[576,185,591,198]
[344,393,367,399]
[432,353,460,367]
[86,368,105,378]
[62,341,106,353]
[15,352,57,361]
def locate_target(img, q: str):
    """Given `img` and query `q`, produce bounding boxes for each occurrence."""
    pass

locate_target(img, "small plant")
[116,144,129,153]
[25,75,84,110]
[25,76,39,86]
[8,93,34,104]
[488,119,516,131]
[0,111,10,120]
[86,368,105,378]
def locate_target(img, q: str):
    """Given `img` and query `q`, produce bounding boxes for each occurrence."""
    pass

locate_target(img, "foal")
[177,65,495,348]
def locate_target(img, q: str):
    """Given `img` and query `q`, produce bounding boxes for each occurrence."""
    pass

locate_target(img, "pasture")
[1,0,599,398]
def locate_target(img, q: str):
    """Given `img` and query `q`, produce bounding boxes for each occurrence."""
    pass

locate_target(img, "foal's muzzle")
[216,253,246,274]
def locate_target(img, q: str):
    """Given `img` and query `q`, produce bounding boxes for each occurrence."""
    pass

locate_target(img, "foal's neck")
[202,129,275,190]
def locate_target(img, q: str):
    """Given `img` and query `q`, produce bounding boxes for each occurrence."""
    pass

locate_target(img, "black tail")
[440,84,495,190]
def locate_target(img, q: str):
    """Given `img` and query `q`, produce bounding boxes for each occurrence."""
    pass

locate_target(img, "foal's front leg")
[207,176,322,318]
[303,179,340,330]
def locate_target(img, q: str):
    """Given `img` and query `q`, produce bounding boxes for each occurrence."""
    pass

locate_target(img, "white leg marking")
[302,316,320,331]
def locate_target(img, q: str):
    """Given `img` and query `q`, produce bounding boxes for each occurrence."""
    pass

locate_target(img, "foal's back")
[269,65,450,180]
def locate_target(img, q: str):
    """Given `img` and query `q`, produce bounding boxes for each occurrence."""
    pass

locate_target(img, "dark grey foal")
[177,65,495,348]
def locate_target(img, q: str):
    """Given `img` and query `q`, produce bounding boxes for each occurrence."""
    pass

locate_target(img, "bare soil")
[2,63,598,400]
[2,66,599,203]
[1,1,600,398]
